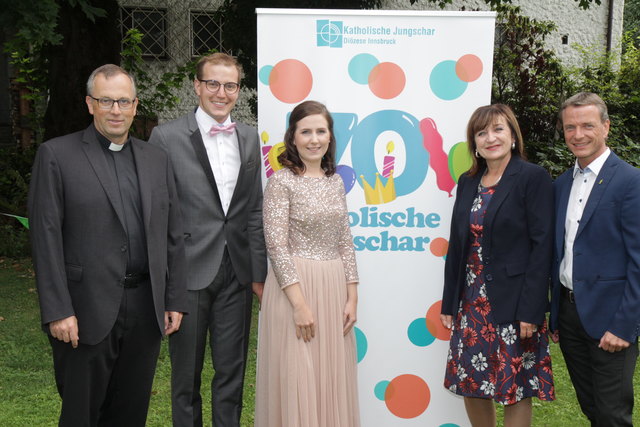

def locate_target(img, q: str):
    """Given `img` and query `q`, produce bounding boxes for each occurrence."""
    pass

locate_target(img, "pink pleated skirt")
[255,257,360,427]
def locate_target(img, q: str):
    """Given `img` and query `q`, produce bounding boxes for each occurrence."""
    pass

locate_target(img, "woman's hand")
[283,283,315,342]
[293,302,315,342]
[343,299,357,335]
[440,314,453,329]
[519,321,538,339]
[343,283,358,335]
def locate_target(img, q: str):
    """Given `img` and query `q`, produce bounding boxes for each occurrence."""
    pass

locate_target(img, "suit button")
[486,274,493,282]
[121,244,127,252]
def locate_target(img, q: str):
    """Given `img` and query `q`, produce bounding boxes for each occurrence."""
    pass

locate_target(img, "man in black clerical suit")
[28,64,187,426]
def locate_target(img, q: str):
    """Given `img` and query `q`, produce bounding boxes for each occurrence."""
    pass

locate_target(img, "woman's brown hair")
[278,100,337,176]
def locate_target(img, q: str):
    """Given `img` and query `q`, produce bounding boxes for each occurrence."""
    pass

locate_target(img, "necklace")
[481,170,502,187]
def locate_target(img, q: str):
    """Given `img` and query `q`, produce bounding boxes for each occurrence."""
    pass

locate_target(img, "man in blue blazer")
[550,92,640,426]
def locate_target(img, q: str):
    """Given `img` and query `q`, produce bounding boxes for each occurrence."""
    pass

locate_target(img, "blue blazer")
[442,156,554,325]
[550,152,640,342]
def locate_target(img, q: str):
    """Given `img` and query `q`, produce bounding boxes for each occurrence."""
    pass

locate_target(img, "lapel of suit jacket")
[482,156,522,234]
[187,112,225,214]
[554,171,572,257]
[458,171,481,234]
[81,125,127,229]
[575,152,619,238]
[227,121,248,209]
[131,138,153,232]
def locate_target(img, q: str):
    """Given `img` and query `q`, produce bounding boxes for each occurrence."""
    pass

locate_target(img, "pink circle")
[456,54,483,82]
[269,59,313,103]
[368,62,405,99]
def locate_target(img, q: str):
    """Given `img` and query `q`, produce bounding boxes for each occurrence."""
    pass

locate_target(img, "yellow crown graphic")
[360,171,396,205]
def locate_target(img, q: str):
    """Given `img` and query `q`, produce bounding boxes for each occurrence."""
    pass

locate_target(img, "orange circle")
[455,54,483,82]
[426,300,451,341]
[269,59,313,103]
[430,237,449,257]
[385,374,430,418]
[368,62,405,99]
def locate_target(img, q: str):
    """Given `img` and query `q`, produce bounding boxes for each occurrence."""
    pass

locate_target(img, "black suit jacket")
[442,156,554,325]
[28,124,188,345]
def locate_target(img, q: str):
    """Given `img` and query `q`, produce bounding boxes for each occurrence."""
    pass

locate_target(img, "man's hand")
[599,331,630,352]
[252,282,265,306]
[549,329,560,343]
[164,311,183,335]
[49,316,79,348]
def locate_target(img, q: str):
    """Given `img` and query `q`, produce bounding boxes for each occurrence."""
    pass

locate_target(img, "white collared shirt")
[195,108,240,215]
[559,148,611,290]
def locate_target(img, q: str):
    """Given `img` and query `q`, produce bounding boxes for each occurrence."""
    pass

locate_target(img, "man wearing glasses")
[28,64,188,426]
[149,53,267,427]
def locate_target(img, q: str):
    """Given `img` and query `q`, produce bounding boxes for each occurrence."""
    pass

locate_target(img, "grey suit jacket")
[149,111,267,290]
[28,124,188,345]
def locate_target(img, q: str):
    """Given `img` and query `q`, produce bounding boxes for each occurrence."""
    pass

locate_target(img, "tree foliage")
[490,4,640,176]
[624,0,640,49]
[490,5,572,175]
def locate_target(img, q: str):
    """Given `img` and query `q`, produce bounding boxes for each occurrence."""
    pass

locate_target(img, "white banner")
[257,9,495,426]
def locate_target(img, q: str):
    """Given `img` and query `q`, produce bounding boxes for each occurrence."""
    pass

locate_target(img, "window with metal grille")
[120,7,168,59]
[190,10,226,57]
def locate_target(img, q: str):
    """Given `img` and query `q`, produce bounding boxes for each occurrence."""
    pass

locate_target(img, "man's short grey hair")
[559,92,609,125]
[86,64,137,98]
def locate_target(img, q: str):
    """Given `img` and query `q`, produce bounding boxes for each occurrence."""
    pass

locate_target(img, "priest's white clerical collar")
[109,142,125,152]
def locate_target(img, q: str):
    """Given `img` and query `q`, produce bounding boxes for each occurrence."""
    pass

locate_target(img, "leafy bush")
[491,5,640,176]
[0,145,34,258]
[564,33,640,168]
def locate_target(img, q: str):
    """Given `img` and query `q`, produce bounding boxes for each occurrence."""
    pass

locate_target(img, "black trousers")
[50,280,162,427]
[558,294,638,427]
[169,249,253,427]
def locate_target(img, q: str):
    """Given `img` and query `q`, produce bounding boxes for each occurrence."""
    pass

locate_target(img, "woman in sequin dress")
[441,104,555,426]
[255,101,360,427]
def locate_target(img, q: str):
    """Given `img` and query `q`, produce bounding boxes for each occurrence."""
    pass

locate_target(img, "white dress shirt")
[559,148,611,290]
[195,107,241,215]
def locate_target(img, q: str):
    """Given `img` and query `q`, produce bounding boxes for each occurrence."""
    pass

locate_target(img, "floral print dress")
[444,183,555,405]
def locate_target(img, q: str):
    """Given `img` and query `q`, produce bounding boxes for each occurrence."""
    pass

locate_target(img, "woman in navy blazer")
[441,104,555,426]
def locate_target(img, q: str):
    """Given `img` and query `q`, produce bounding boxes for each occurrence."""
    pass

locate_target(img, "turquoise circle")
[348,53,379,85]
[430,60,468,100]
[440,424,461,427]
[407,317,436,347]
[259,65,273,86]
[355,326,368,363]
[374,380,389,400]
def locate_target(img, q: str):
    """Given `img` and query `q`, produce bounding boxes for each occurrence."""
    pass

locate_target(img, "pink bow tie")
[209,122,236,136]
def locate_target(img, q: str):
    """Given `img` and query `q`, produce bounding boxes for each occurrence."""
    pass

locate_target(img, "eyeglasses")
[198,79,240,94]
[89,96,136,110]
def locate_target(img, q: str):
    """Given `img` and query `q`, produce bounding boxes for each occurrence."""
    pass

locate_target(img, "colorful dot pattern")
[260,45,486,423]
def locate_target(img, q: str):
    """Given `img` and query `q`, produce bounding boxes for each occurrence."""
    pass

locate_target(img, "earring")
[511,142,515,150]
[475,150,480,158]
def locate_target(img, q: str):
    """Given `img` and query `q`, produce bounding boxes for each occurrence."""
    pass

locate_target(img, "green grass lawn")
[1,257,638,426]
